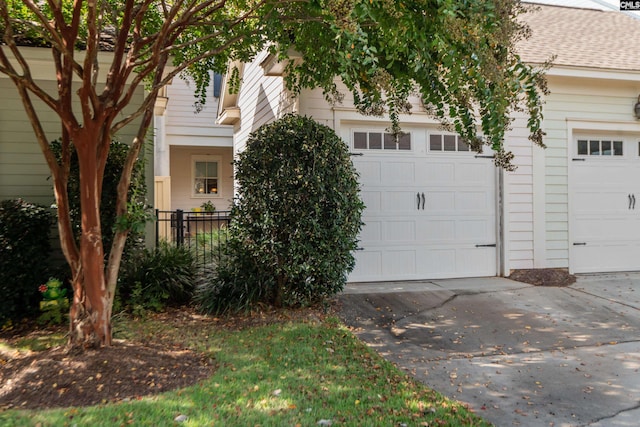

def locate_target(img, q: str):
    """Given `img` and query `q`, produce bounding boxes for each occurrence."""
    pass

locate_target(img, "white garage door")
[348,129,497,282]
[571,135,640,273]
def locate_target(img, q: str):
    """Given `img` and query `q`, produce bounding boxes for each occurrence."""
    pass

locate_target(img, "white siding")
[503,112,536,271]
[0,77,144,207]
[540,74,640,270]
[233,51,296,154]
[159,73,235,211]
[166,74,229,138]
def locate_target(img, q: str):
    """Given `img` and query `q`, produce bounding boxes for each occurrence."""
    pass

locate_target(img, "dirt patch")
[0,341,213,410]
[509,268,576,287]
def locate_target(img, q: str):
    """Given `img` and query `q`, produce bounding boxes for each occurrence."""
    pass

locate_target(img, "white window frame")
[191,155,222,198]
[351,130,412,152]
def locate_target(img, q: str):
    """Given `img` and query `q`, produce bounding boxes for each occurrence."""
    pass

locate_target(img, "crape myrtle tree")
[0,0,547,350]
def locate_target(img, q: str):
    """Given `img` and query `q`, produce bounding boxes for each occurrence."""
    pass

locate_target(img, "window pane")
[398,133,411,150]
[195,178,205,194]
[195,162,207,177]
[205,178,218,194]
[354,132,367,149]
[457,138,470,152]
[589,140,600,155]
[207,162,218,176]
[602,140,611,155]
[444,135,456,151]
[383,133,396,150]
[429,134,442,151]
[614,141,623,156]
[369,133,382,149]
[577,140,588,155]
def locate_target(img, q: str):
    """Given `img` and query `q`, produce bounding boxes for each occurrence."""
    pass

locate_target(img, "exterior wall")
[503,112,538,273]
[169,145,234,212]
[539,73,640,270]
[157,73,235,212]
[0,78,55,206]
[0,75,144,207]
[166,75,221,130]
[233,51,297,154]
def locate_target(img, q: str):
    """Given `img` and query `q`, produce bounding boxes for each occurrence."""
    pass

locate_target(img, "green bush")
[197,114,364,314]
[0,199,53,324]
[117,241,198,314]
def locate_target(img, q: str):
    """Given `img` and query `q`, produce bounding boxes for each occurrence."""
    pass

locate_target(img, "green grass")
[0,316,491,427]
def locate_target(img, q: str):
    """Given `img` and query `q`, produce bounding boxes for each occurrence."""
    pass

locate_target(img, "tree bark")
[67,131,112,349]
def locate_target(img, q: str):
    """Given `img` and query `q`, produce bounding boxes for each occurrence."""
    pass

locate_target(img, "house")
[216,3,640,282]
[153,73,235,215]
[0,47,146,207]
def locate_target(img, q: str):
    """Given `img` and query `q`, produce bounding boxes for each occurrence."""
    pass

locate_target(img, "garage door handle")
[417,193,421,210]
[421,192,426,210]
[630,194,636,210]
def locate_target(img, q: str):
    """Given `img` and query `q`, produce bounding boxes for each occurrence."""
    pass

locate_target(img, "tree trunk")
[67,137,112,349]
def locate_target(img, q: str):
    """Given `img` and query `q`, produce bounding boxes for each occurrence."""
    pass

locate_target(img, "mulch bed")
[509,268,576,287]
[0,337,214,411]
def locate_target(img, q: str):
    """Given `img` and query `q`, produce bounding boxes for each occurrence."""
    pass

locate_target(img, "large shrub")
[0,199,53,324]
[197,114,364,313]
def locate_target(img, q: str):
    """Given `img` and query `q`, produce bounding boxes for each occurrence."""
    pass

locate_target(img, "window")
[577,139,623,156]
[353,131,411,151]
[192,156,221,196]
[429,134,470,152]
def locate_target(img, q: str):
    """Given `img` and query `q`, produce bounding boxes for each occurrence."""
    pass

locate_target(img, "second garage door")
[348,128,498,282]
[570,135,640,273]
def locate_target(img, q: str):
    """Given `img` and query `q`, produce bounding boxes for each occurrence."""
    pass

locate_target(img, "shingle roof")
[518,3,640,71]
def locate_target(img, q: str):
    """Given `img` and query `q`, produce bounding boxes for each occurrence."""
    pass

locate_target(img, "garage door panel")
[420,162,455,182]
[383,161,416,184]
[573,163,635,184]
[573,190,630,213]
[355,161,382,183]
[418,219,456,242]
[360,191,382,212]
[358,220,382,243]
[457,191,493,211]
[456,162,493,183]
[458,218,495,242]
[574,216,640,241]
[573,243,640,273]
[384,220,416,242]
[570,136,640,273]
[457,247,497,276]
[349,140,496,282]
[384,191,422,211]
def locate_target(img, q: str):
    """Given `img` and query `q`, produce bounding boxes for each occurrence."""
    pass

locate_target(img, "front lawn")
[0,309,491,426]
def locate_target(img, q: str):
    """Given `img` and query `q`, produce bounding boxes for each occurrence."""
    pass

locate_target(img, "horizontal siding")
[503,110,536,271]
[0,76,144,207]
[234,51,295,154]
[166,74,220,129]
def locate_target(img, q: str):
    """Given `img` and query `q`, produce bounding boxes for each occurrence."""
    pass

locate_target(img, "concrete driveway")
[338,274,640,427]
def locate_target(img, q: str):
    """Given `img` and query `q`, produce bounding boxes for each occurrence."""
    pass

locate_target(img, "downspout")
[498,167,505,277]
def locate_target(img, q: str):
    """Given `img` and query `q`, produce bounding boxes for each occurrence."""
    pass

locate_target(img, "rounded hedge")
[198,114,363,313]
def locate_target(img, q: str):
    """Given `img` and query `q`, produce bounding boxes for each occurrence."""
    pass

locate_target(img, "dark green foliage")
[197,114,364,314]
[0,199,53,324]
[118,242,199,314]
[48,139,149,258]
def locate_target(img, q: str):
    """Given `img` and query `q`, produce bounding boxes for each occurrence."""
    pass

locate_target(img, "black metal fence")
[155,209,231,265]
